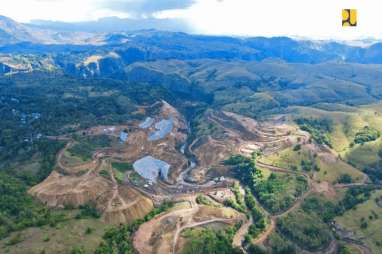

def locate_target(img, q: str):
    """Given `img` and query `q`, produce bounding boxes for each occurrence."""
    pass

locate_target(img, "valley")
[0,17,381,254]
[2,94,379,253]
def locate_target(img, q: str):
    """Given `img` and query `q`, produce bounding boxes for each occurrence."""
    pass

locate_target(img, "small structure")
[148,117,174,141]
[133,156,170,183]
[139,117,154,129]
[119,131,128,142]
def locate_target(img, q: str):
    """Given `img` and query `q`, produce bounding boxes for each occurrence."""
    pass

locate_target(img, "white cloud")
[1,0,382,40]
[0,0,129,22]
[160,0,382,40]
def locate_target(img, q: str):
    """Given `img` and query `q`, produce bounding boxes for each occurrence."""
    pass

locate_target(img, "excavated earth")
[29,101,188,224]
[188,110,306,182]
[29,100,332,252]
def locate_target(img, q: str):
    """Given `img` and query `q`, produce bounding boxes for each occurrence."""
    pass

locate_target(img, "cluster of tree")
[296,118,332,147]
[111,162,133,173]
[255,173,308,214]
[0,71,203,169]
[196,195,220,207]
[95,201,174,254]
[302,186,374,223]
[353,126,380,145]
[0,172,67,239]
[0,71,200,240]
[181,227,242,254]
[224,155,268,243]
[301,196,338,223]
[75,203,101,219]
[244,189,266,238]
[300,160,320,172]
[337,186,373,212]
[364,163,382,183]
[224,182,246,213]
[267,233,297,254]
[246,244,268,254]
[276,209,332,251]
[337,173,353,184]
[224,154,261,187]
[284,188,376,251]
[224,198,246,213]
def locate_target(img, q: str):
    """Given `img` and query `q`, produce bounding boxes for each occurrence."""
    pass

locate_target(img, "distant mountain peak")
[0,15,36,44]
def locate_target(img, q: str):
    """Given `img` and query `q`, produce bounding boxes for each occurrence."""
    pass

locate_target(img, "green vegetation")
[337,243,358,254]
[255,173,308,214]
[0,212,109,253]
[244,190,266,238]
[260,146,313,172]
[99,169,111,179]
[277,209,332,251]
[0,172,67,240]
[113,169,125,183]
[338,186,374,212]
[273,191,366,252]
[69,135,112,161]
[224,155,267,240]
[295,188,379,251]
[224,154,261,187]
[112,162,133,172]
[301,159,320,172]
[335,190,382,254]
[296,118,333,147]
[301,195,338,223]
[71,247,85,254]
[345,138,382,183]
[196,195,221,207]
[224,182,246,213]
[247,244,267,254]
[0,72,190,246]
[75,203,101,219]
[223,198,245,213]
[95,221,140,254]
[337,173,353,184]
[261,145,364,184]
[95,201,174,254]
[181,227,242,254]
[354,126,380,144]
[268,233,297,254]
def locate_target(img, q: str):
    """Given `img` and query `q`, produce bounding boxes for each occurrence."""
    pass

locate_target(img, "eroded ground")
[25,100,375,253]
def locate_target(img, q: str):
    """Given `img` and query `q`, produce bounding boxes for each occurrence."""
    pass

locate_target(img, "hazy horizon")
[1,0,381,41]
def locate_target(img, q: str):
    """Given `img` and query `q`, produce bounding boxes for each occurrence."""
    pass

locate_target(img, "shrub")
[75,203,101,219]
[354,126,380,144]
[337,174,353,184]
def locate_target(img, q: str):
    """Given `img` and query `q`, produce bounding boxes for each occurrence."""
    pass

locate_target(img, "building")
[120,131,128,142]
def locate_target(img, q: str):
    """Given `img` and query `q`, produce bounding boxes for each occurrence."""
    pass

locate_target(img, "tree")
[337,174,353,184]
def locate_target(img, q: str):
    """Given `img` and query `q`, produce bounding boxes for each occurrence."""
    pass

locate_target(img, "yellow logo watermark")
[342,9,357,27]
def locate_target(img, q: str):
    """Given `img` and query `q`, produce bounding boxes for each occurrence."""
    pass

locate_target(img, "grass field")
[335,190,382,254]
[315,156,365,184]
[0,210,109,254]
[345,137,382,170]
[260,146,312,171]
[260,146,364,184]
[287,104,382,154]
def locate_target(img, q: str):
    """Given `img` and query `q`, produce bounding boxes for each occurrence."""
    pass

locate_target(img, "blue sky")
[1,0,381,40]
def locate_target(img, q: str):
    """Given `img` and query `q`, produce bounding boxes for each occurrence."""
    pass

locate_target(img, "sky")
[1,0,381,40]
